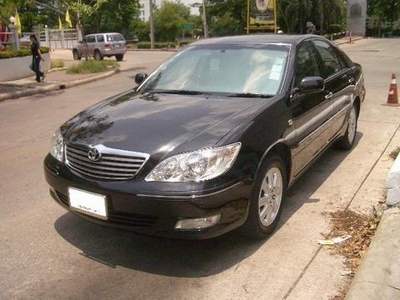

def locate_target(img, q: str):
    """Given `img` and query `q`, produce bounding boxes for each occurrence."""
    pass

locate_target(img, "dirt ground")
[325,207,383,299]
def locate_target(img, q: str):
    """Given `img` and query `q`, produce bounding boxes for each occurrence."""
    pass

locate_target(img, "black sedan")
[44,34,365,239]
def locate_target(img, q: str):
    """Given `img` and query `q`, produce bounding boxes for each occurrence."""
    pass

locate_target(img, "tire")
[94,50,103,60]
[115,54,124,61]
[242,155,287,239]
[336,105,358,150]
[72,50,81,60]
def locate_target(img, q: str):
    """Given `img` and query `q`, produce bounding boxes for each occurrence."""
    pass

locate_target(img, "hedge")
[0,46,50,59]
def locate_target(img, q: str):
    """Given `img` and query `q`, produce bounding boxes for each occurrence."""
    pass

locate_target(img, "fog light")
[175,214,221,230]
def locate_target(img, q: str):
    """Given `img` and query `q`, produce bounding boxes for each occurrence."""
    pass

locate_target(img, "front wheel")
[336,105,358,150]
[242,155,287,239]
[94,50,103,60]
[72,50,81,60]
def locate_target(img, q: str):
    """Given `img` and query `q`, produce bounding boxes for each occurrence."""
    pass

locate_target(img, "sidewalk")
[0,65,118,102]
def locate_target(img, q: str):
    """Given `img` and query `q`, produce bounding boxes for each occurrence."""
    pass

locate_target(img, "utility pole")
[202,0,208,38]
[149,0,155,49]
[77,0,83,41]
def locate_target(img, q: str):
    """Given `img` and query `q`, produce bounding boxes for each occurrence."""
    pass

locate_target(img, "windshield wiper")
[227,93,273,98]
[151,89,213,96]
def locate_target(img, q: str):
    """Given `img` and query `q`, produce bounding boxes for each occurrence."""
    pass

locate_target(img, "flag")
[59,16,63,29]
[65,9,72,28]
[15,9,22,35]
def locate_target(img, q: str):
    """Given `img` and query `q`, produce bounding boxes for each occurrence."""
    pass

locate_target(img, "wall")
[0,52,50,82]
[347,0,367,36]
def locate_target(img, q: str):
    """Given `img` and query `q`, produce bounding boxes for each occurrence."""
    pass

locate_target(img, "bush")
[137,42,177,49]
[327,24,345,34]
[51,60,64,68]
[0,46,50,59]
[66,60,119,74]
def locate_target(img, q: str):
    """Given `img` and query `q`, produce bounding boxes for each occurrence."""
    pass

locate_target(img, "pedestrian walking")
[29,34,45,83]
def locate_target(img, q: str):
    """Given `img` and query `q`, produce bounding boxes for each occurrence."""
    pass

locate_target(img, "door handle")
[325,92,334,100]
[348,77,355,84]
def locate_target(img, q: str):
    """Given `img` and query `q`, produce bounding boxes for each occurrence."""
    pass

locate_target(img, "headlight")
[50,129,64,162]
[145,142,241,182]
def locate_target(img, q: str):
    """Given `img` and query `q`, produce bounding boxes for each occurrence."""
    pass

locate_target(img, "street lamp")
[9,16,15,25]
[191,1,208,38]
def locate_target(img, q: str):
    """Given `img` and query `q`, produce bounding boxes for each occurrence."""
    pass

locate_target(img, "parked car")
[44,34,365,240]
[72,32,127,61]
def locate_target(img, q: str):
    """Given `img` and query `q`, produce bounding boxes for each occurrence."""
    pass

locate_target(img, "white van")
[72,32,127,61]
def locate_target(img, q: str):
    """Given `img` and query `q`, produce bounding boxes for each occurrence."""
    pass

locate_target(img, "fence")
[0,26,78,51]
[42,28,78,49]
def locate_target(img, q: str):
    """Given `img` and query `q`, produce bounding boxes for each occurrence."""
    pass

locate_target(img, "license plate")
[115,44,120,48]
[69,188,107,220]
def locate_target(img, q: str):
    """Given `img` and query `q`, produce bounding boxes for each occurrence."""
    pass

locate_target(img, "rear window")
[112,34,125,42]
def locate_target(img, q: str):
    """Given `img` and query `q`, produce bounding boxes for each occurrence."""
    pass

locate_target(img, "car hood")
[62,91,267,157]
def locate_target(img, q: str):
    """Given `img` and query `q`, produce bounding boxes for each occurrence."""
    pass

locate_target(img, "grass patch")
[66,60,119,74]
[51,59,64,69]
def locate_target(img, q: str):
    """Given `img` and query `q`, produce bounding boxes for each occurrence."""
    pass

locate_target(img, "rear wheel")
[242,155,287,239]
[115,54,124,61]
[94,50,103,60]
[72,50,81,60]
[336,105,358,150]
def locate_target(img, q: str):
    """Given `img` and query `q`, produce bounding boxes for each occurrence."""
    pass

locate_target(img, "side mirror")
[135,73,148,85]
[299,76,325,93]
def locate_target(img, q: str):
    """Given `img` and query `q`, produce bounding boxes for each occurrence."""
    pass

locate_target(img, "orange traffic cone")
[383,73,399,106]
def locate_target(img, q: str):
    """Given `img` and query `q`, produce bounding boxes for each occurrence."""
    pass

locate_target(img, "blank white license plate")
[68,188,107,220]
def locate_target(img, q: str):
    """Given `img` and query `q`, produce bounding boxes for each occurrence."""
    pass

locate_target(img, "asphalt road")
[1,40,400,300]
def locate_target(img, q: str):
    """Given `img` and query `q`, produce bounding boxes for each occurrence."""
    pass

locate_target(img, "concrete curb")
[345,152,400,299]
[344,207,400,300]
[386,154,400,206]
[0,68,119,102]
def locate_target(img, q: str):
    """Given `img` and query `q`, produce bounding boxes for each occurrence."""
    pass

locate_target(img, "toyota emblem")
[88,147,102,162]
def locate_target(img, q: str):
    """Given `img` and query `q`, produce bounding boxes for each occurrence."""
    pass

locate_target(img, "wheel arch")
[257,142,292,187]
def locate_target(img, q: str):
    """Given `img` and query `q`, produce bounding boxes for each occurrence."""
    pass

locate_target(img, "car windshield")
[139,44,290,96]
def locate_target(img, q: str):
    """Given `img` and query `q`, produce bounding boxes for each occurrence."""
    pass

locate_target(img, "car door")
[290,41,336,177]
[312,39,355,137]
[85,35,96,57]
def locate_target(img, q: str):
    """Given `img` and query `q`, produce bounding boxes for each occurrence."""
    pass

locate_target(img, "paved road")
[0,39,399,300]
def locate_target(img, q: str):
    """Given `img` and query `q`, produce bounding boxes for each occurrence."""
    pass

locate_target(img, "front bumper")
[44,154,252,239]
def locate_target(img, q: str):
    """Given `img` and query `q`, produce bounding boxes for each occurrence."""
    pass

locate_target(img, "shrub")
[327,24,345,34]
[137,42,177,49]
[0,46,50,59]
[66,60,119,74]
[51,60,64,68]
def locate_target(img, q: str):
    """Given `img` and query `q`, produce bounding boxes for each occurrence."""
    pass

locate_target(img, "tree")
[206,0,347,35]
[207,0,247,36]
[368,0,400,37]
[80,0,140,37]
[278,0,346,34]
[153,1,190,42]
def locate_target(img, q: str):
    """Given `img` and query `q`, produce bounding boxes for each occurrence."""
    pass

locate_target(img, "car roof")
[85,32,123,36]
[191,34,325,47]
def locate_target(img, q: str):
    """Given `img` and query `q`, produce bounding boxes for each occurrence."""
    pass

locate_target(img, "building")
[347,0,367,36]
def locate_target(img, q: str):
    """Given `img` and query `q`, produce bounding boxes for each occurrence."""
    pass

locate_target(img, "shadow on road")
[54,132,363,278]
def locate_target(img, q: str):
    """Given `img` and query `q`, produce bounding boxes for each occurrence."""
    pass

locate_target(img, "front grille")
[66,143,149,181]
